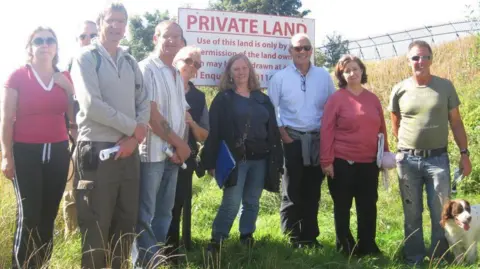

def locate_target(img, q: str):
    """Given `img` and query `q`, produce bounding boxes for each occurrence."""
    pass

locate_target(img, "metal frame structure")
[318,20,480,61]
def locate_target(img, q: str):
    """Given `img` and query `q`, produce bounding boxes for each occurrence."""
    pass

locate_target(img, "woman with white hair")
[166,45,209,257]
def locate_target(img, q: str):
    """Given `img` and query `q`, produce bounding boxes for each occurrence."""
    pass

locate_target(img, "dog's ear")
[464,200,471,212]
[440,200,454,228]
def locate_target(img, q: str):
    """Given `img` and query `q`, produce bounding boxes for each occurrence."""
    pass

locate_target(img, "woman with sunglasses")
[166,46,209,258]
[1,26,75,268]
[320,54,389,257]
[201,54,283,254]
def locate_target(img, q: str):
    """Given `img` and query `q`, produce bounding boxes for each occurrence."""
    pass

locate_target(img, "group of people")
[0,2,473,269]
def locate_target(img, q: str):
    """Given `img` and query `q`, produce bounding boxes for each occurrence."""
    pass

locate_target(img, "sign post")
[178,8,315,88]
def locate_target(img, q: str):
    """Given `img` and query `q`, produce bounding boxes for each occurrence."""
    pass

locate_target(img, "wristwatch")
[460,148,470,156]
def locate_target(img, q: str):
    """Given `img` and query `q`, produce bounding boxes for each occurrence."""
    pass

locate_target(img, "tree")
[209,0,310,17]
[121,10,170,61]
[321,33,349,68]
[314,48,326,67]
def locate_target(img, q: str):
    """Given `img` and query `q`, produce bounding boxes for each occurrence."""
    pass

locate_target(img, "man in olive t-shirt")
[388,40,472,266]
[391,76,460,149]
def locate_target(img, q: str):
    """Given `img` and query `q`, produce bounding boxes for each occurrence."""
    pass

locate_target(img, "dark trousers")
[327,158,380,255]
[74,141,140,269]
[280,140,324,243]
[166,162,194,253]
[12,141,70,269]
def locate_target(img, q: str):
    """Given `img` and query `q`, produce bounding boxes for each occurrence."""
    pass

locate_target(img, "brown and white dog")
[440,199,480,263]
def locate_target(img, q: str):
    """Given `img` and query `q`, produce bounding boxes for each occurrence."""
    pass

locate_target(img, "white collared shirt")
[267,64,335,132]
[138,55,189,162]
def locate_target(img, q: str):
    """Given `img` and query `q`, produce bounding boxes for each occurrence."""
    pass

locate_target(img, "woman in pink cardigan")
[320,54,389,257]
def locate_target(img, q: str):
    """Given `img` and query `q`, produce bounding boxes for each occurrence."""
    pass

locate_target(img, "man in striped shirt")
[132,21,191,267]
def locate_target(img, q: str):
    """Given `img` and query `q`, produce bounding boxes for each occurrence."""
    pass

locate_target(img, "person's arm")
[388,85,401,139]
[376,98,389,152]
[447,83,471,176]
[149,102,189,148]
[390,112,401,139]
[325,71,336,96]
[53,72,76,137]
[132,59,150,126]
[267,73,292,143]
[449,108,471,177]
[201,93,222,170]
[70,51,138,136]
[0,87,17,180]
[319,95,338,169]
[188,104,209,142]
[266,98,284,170]
[449,108,468,151]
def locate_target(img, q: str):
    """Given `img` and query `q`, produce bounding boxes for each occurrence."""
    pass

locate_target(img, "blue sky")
[0,0,477,82]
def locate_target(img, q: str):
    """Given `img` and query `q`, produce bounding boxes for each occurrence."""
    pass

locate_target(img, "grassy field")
[0,36,479,268]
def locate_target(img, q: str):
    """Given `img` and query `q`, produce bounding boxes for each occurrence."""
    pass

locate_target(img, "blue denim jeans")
[211,159,266,242]
[132,161,179,267]
[396,152,451,264]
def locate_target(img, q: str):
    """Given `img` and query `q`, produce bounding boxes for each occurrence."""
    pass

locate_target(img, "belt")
[285,127,319,135]
[398,147,447,158]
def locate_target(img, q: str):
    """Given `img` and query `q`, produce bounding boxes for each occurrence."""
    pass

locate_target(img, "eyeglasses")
[410,55,431,62]
[182,58,202,69]
[79,33,98,40]
[301,75,306,92]
[32,37,57,46]
[293,45,312,52]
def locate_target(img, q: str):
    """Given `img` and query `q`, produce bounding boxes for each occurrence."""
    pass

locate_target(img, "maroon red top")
[4,65,70,144]
[320,88,389,167]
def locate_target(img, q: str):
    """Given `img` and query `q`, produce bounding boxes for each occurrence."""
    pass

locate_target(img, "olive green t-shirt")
[388,76,460,150]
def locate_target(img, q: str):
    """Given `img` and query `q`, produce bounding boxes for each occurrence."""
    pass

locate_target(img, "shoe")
[289,238,302,249]
[291,239,323,249]
[356,244,382,257]
[240,233,254,247]
[206,239,221,267]
[452,184,457,194]
[206,239,220,255]
[303,240,324,249]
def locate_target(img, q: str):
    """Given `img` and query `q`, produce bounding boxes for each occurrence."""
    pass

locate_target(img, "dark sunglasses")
[293,45,312,52]
[183,58,202,69]
[32,37,57,46]
[411,55,431,62]
[79,33,98,40]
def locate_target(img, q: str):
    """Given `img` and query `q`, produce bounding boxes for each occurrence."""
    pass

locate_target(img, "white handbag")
[377,133,396,190]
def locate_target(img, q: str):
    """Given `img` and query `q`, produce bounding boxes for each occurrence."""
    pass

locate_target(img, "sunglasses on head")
[32,37,57,46]
[411,55,431,62]
[293,45,312,52]
[79,33,98,40]
[183,58,202,69]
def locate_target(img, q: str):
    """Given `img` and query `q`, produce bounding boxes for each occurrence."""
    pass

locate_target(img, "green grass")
[1,173,480,269]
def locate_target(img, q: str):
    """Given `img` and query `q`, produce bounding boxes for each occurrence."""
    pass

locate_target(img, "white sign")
[178,8,315,88]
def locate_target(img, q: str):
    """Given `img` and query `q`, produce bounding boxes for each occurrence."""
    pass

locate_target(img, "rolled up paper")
[164,146,187,169]
[99,145,120,161]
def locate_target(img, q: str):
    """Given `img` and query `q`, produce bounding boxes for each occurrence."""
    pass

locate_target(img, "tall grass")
[0,36,479,268]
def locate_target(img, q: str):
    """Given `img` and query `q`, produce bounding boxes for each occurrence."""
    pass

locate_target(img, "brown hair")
[440,200,454,228]
[96,2,128,26]
[334,54,368,89]
[408,40,432,55]
[25,26,59,68]
[219,54,260,91]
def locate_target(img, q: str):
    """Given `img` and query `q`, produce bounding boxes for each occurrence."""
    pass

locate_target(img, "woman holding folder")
[320,55,389,257]
[201,54,283,252]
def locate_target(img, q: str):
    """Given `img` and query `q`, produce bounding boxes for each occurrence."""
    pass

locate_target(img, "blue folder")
[215,141,236,189]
